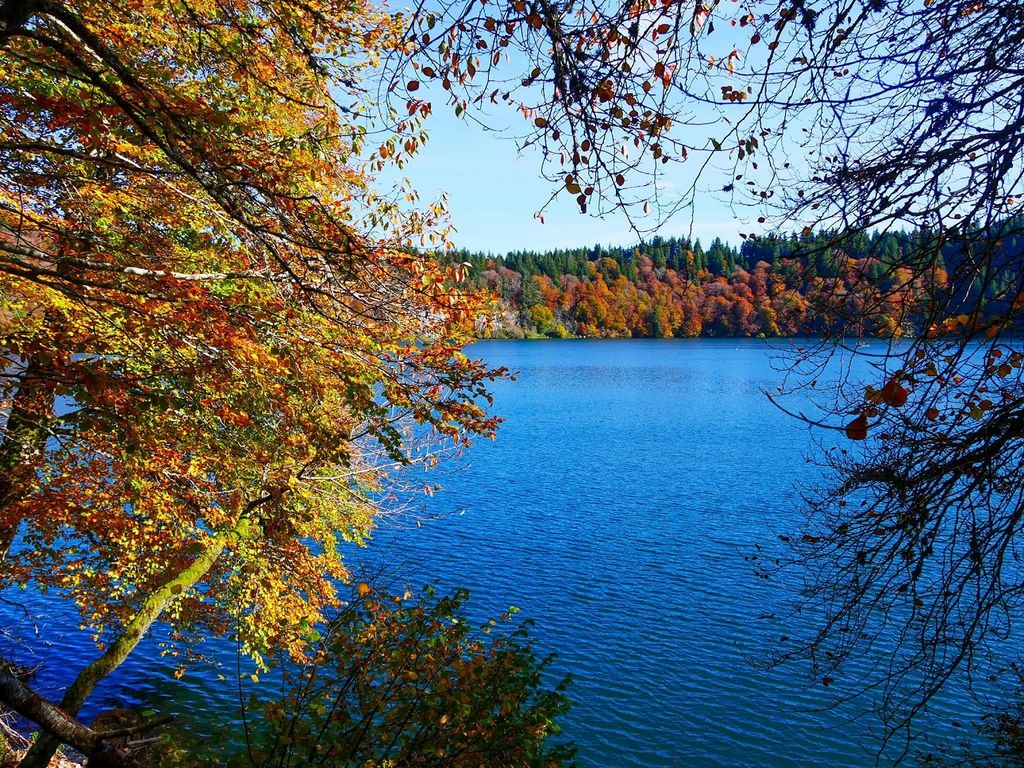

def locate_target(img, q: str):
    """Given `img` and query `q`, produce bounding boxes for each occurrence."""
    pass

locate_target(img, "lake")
[1,339,970,766]
[363,338,903,767]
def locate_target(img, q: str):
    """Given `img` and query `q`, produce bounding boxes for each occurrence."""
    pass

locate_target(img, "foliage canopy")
[0,0,503,763]
[235,584,574,768]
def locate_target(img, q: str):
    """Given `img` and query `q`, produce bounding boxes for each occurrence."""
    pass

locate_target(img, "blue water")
[1,339,971,765]
[363,339,883,767]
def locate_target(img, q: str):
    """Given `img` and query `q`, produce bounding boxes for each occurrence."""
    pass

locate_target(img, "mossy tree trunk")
[15,515,257,768]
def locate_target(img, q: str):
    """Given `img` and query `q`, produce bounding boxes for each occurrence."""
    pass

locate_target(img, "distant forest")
[456,224,1024,338]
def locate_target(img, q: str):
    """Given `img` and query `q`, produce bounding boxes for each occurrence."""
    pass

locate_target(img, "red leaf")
[845,414,868,440]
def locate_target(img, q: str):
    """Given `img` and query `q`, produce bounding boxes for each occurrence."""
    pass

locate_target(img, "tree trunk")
[0,354,56,563]
[0,668,135,767]
[0,0,38,43]
[16,515,256,768]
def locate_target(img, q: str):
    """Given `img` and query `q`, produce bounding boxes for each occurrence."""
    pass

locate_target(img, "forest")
[461,225,1024,339]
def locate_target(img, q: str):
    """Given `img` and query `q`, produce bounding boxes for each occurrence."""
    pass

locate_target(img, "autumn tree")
[392,0,1024,752]
[235,583,575,768]
[0,0,504,764]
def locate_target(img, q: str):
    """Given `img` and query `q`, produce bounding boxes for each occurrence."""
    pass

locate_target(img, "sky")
[384,103,752,255]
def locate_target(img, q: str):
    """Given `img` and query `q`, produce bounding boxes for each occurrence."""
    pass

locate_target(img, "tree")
[392,0,1024,752]
[918,665,1024,767]
[528,303,557,335]
[235,583,575,768]
[724,2,1024,749]
[522,272,544,308]
[0,0,502,764]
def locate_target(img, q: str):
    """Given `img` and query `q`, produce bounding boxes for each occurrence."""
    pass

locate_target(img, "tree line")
[460,223,1024,339]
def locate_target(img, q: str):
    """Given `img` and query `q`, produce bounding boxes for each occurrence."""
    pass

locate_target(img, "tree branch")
[0,669,135,767]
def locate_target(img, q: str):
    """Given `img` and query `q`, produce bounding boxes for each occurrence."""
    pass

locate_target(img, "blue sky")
[388,105,750,255]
